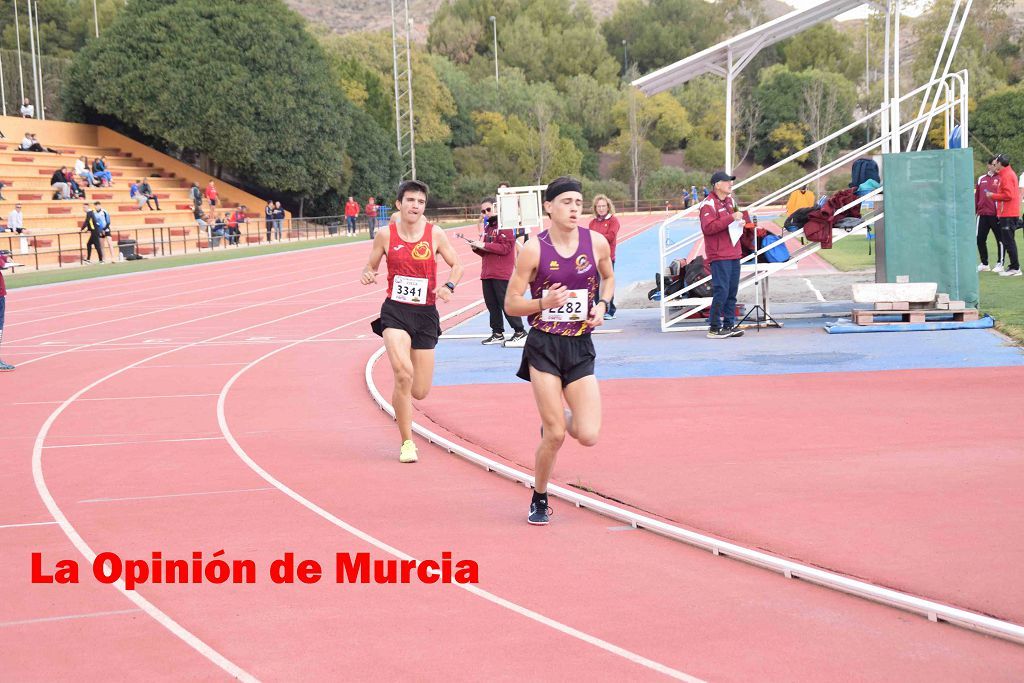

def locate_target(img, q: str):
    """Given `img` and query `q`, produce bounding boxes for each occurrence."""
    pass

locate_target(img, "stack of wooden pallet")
[850,281,980,326]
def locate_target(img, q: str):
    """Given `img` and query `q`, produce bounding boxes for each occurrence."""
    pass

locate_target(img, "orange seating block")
[144,217,165,224]
[113,232,132,241]
[59,253,79,263]
[245,235,261,244]
[18,193,41,201]
[29,238,52,247]
[168,228,188,236]
[118,204,139,211]
[136,245,155,255]
[93,193,113,199]
[176,203,192,210]
[12,156,34,163]
[196,239,210,248]
[47,207,72,214]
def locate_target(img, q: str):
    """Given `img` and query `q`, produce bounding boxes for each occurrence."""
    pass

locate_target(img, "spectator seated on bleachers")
[20,98,34,118]
[20,133,60,154]
[2,205,30,234]
[75,156,98,187]
[91,157,113,186]
[50,167,72,200]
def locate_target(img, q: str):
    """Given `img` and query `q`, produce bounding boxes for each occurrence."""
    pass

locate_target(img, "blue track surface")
[435,308,1024,385]
[435,217,1024,386]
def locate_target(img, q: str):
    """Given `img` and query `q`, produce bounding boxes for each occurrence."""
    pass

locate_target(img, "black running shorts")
[371,298,441,350]
[516,328,596,387]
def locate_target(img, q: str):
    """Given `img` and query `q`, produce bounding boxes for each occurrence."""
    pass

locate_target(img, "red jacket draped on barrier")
[801,189,862,249]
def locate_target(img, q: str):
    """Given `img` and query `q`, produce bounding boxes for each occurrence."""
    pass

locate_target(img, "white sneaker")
[993,263,1006,273]
[978,263,990,272]
[999,269,1022,277]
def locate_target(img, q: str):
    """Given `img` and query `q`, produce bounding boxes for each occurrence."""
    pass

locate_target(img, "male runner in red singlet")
[505,177,614,524]
[362,180,464,463]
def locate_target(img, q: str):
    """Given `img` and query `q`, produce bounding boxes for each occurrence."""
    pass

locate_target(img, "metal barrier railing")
[0,213,385,271]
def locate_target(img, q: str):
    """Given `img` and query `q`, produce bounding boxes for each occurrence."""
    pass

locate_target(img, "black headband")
[545,179,582,202]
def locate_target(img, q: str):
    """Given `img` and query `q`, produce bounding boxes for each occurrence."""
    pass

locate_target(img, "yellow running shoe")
[399,440,418,463]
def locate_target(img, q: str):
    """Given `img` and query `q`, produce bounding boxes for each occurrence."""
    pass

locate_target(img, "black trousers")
[85,234,103,262]
[998,217,1020,271]
[977,214,1004,265]
[482,278,524,334]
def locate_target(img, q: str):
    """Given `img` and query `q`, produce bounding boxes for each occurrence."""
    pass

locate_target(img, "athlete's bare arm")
[588,232,615,327]
[504,238,569,317]
[433,226,463,303]
[360,229,390,285]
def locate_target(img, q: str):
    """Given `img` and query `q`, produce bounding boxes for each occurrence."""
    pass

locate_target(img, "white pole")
[93,0,100,38]
[893,0,901,150]
[405,9,415,179]
[0,49,6,117]
[725,47,733,174]
[34,0,44,120]
[26,0,39,119]
[882,0,892,154]
[865,13,870,145]
[14,0,25,102]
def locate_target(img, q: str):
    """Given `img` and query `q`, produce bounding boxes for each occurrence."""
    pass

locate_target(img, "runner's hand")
[540,283,570,310]
[434,284,452,303]
[361,269,377,285]
[587,301,606,328]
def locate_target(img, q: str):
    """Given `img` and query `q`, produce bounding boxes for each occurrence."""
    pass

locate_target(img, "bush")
[642,166,707,201]
[582,178,630,206]
[684,137,724,172]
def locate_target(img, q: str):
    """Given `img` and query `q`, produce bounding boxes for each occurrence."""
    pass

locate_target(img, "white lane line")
[43,437,226,450]
[16,393,220,406]
[79,487,275,504]
[29,248,484,681]
[15,259,370,368]
[0,521,58,530]
[135,362,249,369]
[0,609,143,628]
[803,278,827,303]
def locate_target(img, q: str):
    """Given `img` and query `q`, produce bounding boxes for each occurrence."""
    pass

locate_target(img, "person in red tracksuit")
[469,197,526,347]
[987,154,1021,277]
[344,196,361,236]
[699,171,745,338]
[588,194,620,320]
[976,156,1004,272]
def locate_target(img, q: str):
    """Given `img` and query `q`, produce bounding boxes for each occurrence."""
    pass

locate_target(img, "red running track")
[2,216,1023,680]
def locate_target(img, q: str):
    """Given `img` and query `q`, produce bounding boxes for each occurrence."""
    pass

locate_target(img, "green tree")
[602,0,725,76]
[63,0,353,198]
[768,122,808,161]
[684,137,724,172]
[781,24,862,83]
[415,142,459,204]
[339,31,456,145]
[973,86,1024,171]
[753,64,855,164]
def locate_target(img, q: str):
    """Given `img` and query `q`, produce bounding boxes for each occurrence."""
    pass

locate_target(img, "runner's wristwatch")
[444,281,456,292]
[597,298,611,310]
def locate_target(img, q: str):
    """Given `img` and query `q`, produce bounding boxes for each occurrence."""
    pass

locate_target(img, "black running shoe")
[724,325,744,338]
[528,496,551,525]
[481,332,505,345]
[706,328,728,339]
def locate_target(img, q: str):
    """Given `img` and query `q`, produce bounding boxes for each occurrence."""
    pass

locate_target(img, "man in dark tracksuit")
[79,203,104,263]
[699,171,744,339]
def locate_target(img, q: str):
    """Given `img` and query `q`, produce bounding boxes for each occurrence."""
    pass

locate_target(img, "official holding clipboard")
[698,171,745,339]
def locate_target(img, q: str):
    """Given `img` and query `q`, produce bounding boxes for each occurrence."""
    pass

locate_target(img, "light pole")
[93,0,100,38]
[491,16,499,81]
[489,15,499,103]
[622,39,628,78]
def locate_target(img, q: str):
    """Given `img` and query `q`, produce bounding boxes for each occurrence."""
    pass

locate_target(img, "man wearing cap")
[699,171,745,338]
[505,176,614,525]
